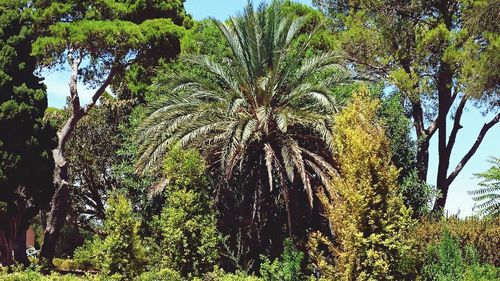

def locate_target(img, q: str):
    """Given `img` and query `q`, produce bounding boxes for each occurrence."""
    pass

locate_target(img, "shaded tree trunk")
[13,226,29,266]
[0,229,14,267]
[0,199,29,267]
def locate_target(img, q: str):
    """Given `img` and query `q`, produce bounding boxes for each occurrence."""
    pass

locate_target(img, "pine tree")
[0,0,55,266]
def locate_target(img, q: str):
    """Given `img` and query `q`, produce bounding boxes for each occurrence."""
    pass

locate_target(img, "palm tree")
[469,157,500,218]
[136,0,348,236]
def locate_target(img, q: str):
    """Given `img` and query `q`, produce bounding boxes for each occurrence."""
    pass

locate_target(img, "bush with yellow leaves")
[308,89,415,280]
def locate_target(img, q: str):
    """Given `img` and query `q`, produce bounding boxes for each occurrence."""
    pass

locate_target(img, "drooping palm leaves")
[469,157,500,218]
[136,1,349,213]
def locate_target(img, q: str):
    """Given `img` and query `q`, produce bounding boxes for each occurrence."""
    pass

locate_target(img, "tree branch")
[425,87,460,140]
[425,116,438,139]
[447,112,500,185]
[446,96,468,155]
[82,67,116,115]
[346,56,389,76]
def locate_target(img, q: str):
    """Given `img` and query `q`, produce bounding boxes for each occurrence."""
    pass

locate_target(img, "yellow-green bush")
[52,259,80,272]
[309,90,415,280]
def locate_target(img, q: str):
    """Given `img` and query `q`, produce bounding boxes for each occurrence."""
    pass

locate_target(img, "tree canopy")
[313,0,500,212]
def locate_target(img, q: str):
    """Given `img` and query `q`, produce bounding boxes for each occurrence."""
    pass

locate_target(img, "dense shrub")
[309,90,415,280]
[412,216,500,266]
[421,230,499,281]
[136,268,183,281]
[422,230,469,280]
[72,193,146,279]
[259,239,305,281]
[203,267,263,281]
[72,237,104,271]
[148,146,220,278]
[0,268,105,281]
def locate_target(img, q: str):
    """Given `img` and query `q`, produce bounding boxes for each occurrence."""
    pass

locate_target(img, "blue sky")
[43,0,498,216]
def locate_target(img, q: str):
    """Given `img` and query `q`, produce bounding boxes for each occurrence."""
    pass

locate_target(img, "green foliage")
[136,268,183,281]
[99,193,146,279]
[181,19,232,59]
[378,92,415,179]
[136,4,348,262]
[32,0,190,101]
[204,267,263,281]
[315,0,499,108]
[312,89,414,280]
[314,0,500,211]
[412,216,500,267]
[73,193,146,279]
[259,239,304,281]
[469,157,500,218]
[72,237,104,271]
[422,230,500,281]
[112,104,159,226]
[422,230,467,281]
[401,170,436,217]
[149,146,219,278]
[463,263,500,281]
[0,268,107,280]
[0,0,55,216]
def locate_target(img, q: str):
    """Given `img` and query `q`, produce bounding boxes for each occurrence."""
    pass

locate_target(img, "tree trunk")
[0,199,29,267]
[0,229,14,267]
[39,160,71,264]
[412,102,430,182]
[432,58,453,213]
[13,226,29,266]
